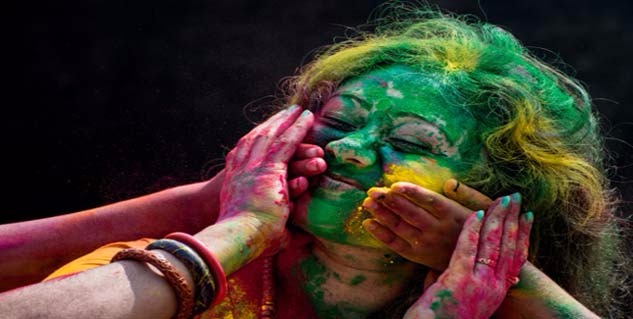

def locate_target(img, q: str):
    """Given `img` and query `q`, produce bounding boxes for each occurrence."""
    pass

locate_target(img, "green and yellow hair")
[284,4,628,317]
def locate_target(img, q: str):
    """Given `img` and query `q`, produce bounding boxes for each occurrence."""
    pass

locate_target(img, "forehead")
[334,64,478,142]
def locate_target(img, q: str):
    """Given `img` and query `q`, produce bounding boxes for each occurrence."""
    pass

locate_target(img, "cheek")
[382,157,454,193]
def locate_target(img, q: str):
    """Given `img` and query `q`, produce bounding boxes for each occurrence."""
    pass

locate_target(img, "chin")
[291,174,387,248]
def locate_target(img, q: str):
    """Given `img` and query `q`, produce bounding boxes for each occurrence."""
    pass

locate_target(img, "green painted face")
[293,64,483,247]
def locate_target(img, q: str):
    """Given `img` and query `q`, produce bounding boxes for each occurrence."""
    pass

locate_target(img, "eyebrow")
[390,112,453,144]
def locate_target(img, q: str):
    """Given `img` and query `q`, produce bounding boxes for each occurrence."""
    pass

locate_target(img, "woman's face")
[293,64,483,247]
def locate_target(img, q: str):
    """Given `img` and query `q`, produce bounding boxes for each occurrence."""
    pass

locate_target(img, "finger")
[362,219,412,253]
[270,110,315,162]
[497,193,521,278]
[363,197,400,227]
[289,158,327,177]
[443,179,493,211]
[367,188,437,229]
[233,106,302,163]
[263,105,304,138]
[250,106,305,157]
[288,176,309,198]
[390,182,470,223]
[474,196,510,275]
[294,144,324,159]
[449,210,484,273]
[514,211,534,274]
[362,198,422,243]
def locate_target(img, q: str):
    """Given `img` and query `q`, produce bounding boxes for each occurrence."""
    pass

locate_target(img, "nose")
[325,133,377,168]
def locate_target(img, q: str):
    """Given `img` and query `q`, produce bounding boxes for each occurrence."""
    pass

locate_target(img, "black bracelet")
[147,239,215,315]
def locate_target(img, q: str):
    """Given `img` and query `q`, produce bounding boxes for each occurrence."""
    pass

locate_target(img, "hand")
[404,194,533,319]
[219,105,314,246]
[361,180,492,270]
[288,144,327,198]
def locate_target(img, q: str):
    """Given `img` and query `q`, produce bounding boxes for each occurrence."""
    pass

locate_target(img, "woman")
[0,7,628,318]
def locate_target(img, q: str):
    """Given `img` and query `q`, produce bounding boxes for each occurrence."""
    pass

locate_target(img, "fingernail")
[301,109,312,117]
[476,210,484,220]
[363,200,377,210]
[453,180,461,192]
[501,195,511,208]
[287,104,299,111]
[525,211,534,222]
[305,148,319,157]
[512,192,521,204]
[368,188,387,200]
[365,220,377,230]
[307,159,319,172]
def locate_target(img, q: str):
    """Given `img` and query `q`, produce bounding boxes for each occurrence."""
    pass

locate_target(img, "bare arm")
[0,218,259,319]
[0,106,316,318]
[494,262,600,319]
[366,179,601,318]
[0,171,223,291]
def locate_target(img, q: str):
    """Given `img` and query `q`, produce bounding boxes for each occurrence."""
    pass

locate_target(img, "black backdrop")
[4,0,633,223]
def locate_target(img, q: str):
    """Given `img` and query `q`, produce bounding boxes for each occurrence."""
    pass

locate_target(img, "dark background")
[4,0,633,223]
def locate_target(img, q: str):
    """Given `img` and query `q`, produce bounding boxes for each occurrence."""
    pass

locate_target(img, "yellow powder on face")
[343,205,384,248]
[383,162,453,193]
[343,162,454,244]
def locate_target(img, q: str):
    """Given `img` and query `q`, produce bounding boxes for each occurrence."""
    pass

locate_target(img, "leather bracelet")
[147,239,215,315]
[112,248,194,319]
[166,232,228,306]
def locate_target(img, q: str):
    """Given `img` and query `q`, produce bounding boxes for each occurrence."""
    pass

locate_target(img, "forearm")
[0,172,223,291]
[494,262,599,319]
[0,250,191,319]
[0,215,264,319]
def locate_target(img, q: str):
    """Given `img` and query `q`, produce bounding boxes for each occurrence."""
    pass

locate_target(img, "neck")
[298,238,421,318]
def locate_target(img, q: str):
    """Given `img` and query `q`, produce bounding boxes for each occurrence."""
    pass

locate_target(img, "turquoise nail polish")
[301,109,312,117]
[500,195,511,208]
[525,211,534,222]
[476,210,484,220]
[288,104,299,111]
[512,192,521,204]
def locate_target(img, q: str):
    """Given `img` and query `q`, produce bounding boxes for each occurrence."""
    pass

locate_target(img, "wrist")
[195,215,275,274]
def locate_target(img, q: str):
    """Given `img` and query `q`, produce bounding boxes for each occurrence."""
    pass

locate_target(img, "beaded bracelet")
[111,248,194,319]
[147,239,215,315]
[166,232,228,306]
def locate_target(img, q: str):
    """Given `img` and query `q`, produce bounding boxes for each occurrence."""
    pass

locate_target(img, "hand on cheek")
[360,182,472,270]
[404,194,534,319]
[220,106,314,251]
[288,144,327,198]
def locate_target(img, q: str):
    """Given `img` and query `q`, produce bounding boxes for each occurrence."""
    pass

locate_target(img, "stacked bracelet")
[166,232,228,306]
[147,239,215,315]
[111,248,194,319]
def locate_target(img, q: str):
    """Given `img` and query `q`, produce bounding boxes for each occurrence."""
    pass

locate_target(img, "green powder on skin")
[350,274,366,286]
[300,256,369,318]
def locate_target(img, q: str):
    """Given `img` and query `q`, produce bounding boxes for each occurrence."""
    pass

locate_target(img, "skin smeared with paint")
[293,64,482,248]
[287,64,492,317]
[216,105,315,273]
[403,195,533,318]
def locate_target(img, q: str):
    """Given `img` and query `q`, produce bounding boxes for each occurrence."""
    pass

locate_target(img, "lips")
[319,173,365,191]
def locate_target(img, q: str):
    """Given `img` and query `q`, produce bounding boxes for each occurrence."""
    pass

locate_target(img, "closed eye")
[321,116,358,132]
[386,137,434,154]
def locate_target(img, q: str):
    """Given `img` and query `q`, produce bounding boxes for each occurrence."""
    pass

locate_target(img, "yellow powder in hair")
[442,43,479,72]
